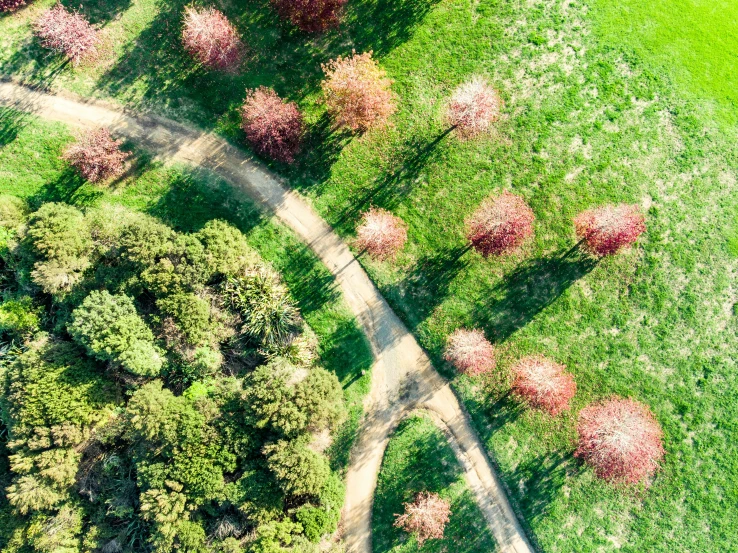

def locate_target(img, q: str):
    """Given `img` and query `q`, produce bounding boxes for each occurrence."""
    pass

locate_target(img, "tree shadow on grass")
[475,244,599,343]
[60,0,133,26]
[509,449,574,524]
[27,166,104,209]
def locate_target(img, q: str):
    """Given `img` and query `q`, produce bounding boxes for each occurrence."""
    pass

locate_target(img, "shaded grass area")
[372,414,497,553]
[0,113,373,475]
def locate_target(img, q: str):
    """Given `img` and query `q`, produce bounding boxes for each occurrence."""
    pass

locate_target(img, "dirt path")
[0,80,535,553]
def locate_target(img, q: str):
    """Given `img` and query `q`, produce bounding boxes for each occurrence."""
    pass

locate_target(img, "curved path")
[0,80,535,553]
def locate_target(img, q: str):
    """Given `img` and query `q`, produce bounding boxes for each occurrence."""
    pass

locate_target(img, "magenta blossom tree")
[511,356,576,415]
[467,191,535,256]
[33,4,99,65]
[270,0,347,32]
[355,208,407,260]
[443,328,496,376]
[182,6,244,72]
[241,87,305,164]
[62,128,130,182]
[574,204,646,256]
[394,491,451,547]
[446,77,504,139]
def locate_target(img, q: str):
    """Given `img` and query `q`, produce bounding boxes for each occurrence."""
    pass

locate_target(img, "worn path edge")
[0,80,535,553]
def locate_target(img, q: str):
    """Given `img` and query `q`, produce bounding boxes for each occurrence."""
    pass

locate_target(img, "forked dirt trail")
[0,80,535,553]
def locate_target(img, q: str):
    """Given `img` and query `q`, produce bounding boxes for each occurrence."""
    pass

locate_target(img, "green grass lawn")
[2,0,738,551]
[0,111,373,474]
[372,414,497,553]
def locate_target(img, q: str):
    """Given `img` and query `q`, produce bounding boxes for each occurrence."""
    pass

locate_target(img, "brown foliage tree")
[443,328,496,376]
[321,51,397,132]
[33,4,99,65]
[446,77,504,139]
[241,87,305,164]
[62,129,130,182]
[575,397,665,485]
[394,491,451,547]
[511,356,576,415]
[574,203,646,256]
[467,191,535,256]
[355,208,407,260]
[182,6,244,72]
[270,0,347,32]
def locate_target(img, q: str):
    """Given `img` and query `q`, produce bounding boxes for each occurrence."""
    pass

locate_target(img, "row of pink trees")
[443,327,664,485]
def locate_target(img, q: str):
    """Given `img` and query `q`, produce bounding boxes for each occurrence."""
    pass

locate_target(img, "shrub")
[241,87,305,163]
[467,191,535,256]
[294,367,346,432]
[446,76,504,138]
[0,195,28,227]
[394,491,451,547]
[443,328,496,376]
[263,438,330,497]
[0,0,28,13]
[33,4,99,65]
[321,52,397,132]
[574,204,646,256]
[62,128,130,183]
[511,355,576,415]
[69,290,163,376]
[575,397,665,484]
[355,208,407,260]
[157,293,212,346]
[196,219,259,277]
[269,0,347,32]
[181,6,244,72]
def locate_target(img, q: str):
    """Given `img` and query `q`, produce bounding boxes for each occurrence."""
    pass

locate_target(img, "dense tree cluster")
[241,87,305,164]
[33,4,99,65]
[270,0,347,32]
[0,198,347,552]
[62,128,130,183]
[321,51,397,132]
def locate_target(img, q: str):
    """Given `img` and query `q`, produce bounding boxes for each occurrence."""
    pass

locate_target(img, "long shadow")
[60,0,133,26]
[508,449,574,523]
[476,244,599,343]
[27,166,104,209]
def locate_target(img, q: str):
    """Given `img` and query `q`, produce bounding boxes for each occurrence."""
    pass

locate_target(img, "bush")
[355,208,407,260]
[0,296,40,337]
[0,195,28,228]
[157,293,212,346]
[295,505,330,543]
[263,438,330,497]
[446,76,504,139]
[69,290,163,376]
[294,367,346,432]
[33,4,99,65]
[62,128,130,183]
[511,355,576,415]
[394,491,451,547]
[321,52,397,132]
[195,219,258,277]
[241,87,305,164]
[443,328,496,376]
[575,397,665,484]
[0,0,28,13]
[181,6,244,72]
[467,191,535,256]
[574,204,646,256]
[269,0,347,32]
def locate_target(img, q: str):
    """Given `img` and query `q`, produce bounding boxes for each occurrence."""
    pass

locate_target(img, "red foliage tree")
[574,204,646,256]
[33,4,99,65]
[511,356,576,415]
[270,0,347,32]
[467,191,535,256]
[356,208,407,260]
[62,128,130,182]
[446,76,504,139]
[241,87,305,164]
[182,6,244,72]
[575,397,665,485]
[0,0,28,13]
[394,491,451,547]
[321,51,397,132]
[443,328,496,376]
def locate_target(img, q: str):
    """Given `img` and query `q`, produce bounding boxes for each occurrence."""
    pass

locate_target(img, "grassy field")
[0,112,373,474]
[1,0,737,551]
[372,414,497,553]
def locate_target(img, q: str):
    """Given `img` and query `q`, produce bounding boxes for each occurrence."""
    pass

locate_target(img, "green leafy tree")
[249,519,303,553]
[263,438,330,497]
[196,219,258,277]
[246,359,307,436]
[295,368,346,432]
[157,293,213,346]
[141,235,211,296]
[0,296,40,338]
[69,291,163,376]
[119,216,175,266]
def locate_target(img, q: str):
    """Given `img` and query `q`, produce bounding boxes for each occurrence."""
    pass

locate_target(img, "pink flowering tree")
[241,87,305,164]
[321,51,397,132]
[182,6,244,72]
[575,397,665,485]
[270,0,347,32]
[446,77,504,139]
[33,4,99,65]
[574,204,646,256]
[467,191,535,256]
[511,356,576,415]
[62,128,130,182]
[394,491,451,547]
[443,328,496,376]
[355,208,407,260]
[1,0,29,13]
